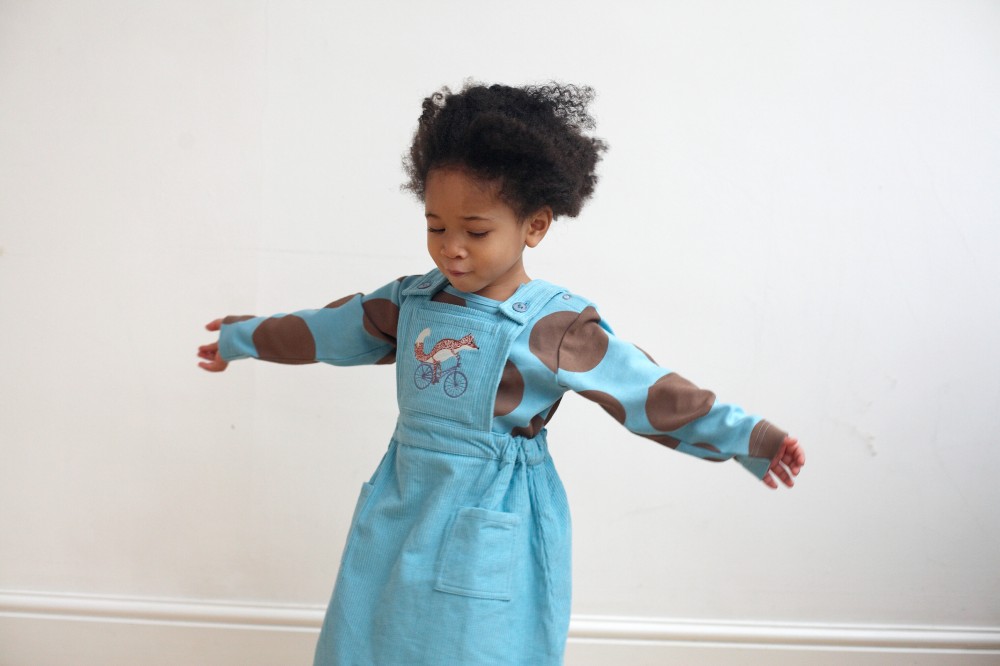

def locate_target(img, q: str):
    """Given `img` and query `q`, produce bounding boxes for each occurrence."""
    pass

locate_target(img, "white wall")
[2,1,999,663]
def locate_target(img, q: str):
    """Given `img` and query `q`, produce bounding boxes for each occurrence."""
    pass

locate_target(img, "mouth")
[446,269,469,278]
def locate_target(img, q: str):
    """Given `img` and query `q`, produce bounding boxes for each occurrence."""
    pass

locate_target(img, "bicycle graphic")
[414,354,469,398]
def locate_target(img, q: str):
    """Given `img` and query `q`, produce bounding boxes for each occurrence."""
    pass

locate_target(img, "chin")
[444,271,477,289]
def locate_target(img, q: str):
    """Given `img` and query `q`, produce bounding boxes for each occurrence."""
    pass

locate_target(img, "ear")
[523,206,553,248]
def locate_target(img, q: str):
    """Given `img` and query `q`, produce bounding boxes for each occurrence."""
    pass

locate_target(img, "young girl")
[198,82,804,666]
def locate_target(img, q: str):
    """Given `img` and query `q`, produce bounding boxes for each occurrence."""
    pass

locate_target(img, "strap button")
[512,302,528,313]
[417,281,431,289]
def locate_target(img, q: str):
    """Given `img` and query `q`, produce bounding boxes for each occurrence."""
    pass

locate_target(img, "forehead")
[425,168,510,214]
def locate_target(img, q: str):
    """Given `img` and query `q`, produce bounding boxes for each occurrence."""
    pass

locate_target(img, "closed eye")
[427,227,444,234]
[467,231,489,238]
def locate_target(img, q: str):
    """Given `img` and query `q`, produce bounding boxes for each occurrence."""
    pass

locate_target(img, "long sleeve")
[218,275,419,367]
[554,306,787,479]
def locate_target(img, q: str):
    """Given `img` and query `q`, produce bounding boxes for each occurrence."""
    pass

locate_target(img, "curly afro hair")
[403,81,608,220]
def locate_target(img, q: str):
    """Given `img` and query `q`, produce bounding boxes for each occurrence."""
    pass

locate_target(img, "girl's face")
[424,168,550,301]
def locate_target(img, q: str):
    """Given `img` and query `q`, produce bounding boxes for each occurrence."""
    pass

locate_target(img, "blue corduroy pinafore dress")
[314,274,573,665]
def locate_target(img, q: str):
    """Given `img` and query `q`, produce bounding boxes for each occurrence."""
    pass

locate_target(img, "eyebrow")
[424,212,495,222]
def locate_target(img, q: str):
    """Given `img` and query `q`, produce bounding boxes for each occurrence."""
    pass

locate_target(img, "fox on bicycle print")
[413,327,479,398]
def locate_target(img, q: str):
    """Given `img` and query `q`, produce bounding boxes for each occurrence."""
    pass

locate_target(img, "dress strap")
[401,269,567,323]
[400,268,449,299]
[495,279,567,325]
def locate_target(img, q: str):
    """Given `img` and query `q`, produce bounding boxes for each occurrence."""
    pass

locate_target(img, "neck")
[475,268,530,301]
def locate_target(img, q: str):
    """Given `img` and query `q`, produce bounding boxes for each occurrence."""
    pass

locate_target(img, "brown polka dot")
[645,373,716,432]
[748,420,787,460]
[376,350,396,365]
[512,414,545,439]
[362,298,400,343]
[432,291,467,307]
[222,315,255,325]
[558,306,609,373]
[578,390,626,424]
[542,398,562,425]
[643,433,681,450]
[512,401,562,438]
[252,315,316,364]
[325,293,361,309]
[493,360,525,417]
[528,310,579,373]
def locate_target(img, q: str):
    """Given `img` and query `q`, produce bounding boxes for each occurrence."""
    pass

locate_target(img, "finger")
[781,452,801,474]
[787,438,804,463]
[205,319,223,331]
[787,451,805,474]
[197,345,219,360]
[762,473,778,489]
[781,438,805,469]
[769,460,795,488]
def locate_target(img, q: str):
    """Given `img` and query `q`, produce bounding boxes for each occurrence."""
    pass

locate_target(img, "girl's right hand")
[197,319,229,372]
[762,436,805,489]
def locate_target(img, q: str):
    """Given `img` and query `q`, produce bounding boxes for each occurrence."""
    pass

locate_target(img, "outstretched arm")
[197,319,229,372]
[762,436,805,489]
[551,304,804,486]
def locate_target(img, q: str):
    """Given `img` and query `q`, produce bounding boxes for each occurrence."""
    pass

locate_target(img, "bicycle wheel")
[414,363,434,389]
[443,370,468,398]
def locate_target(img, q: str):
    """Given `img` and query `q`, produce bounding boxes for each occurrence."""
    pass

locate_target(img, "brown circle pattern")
[252,315,316,364]
[645,373,716,432]
[578,390,626,425]
[362,298,400,344]
[642,433,681,450]
[493,360,525,417]
[432,291,467,308]
[512,414,545,439]
[545,398,562,424]
[528,310,578,373]
[325,293,361,309]
[748,420,787,460]
[692,442,726,461]
[510,400,561,439]
[558,306,609,373]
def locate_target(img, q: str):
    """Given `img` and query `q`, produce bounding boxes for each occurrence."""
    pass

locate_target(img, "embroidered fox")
[414,328,478,384]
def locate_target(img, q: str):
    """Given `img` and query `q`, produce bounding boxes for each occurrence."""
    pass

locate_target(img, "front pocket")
[435,507,520,601]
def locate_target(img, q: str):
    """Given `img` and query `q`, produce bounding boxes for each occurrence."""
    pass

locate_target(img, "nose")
[440,234,467,259]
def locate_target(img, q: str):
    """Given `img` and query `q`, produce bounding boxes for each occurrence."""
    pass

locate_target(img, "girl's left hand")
[763,436,805,489]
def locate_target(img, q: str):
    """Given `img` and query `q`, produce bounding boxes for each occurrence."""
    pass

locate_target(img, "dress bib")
[314,270,573,666]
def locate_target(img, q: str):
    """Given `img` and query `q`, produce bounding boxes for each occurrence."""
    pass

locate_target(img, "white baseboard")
[2,590,999,666]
